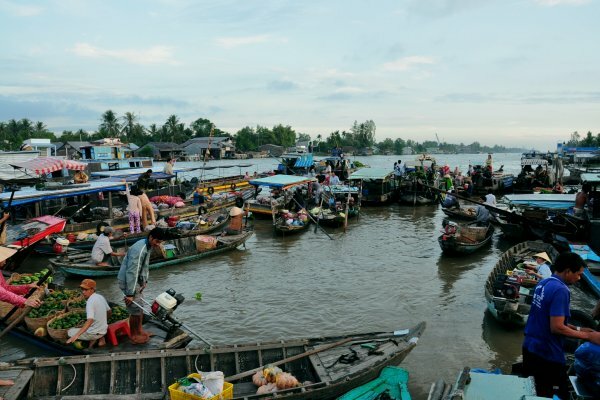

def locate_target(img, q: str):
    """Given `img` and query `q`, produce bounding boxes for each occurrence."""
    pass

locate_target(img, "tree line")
[0,110,525,155]
[564,131,600,147]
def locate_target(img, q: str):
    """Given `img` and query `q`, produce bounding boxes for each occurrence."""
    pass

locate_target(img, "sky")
[1,0,599,151]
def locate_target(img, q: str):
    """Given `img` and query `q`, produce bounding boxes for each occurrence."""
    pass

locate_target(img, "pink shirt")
[0,273,29,307]
[125,185,143,214]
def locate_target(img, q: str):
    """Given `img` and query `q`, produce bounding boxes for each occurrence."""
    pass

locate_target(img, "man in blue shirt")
[522,252,600,399]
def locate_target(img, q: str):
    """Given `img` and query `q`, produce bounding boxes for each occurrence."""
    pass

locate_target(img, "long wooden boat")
[484,240,559,327]
[441,207,478,222]
[2,313,192,357]
[246,175,315,217]
[438,224,494,255]
[273,216,311,235]
[35,209,231,255]
[49,230,254,277]
[13,321,425,399]
[494,208,588,241]
[309,184,361,227]
[569,243,600,297]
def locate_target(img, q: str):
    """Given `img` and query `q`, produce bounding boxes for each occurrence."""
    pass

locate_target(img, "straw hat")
[534,252,551,263]
[230,207,243,217]
[0,246,17,263]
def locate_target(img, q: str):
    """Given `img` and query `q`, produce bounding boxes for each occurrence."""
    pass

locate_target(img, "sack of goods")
[196,235,217,252]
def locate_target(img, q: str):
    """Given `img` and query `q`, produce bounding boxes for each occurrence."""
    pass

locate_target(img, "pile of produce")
[9,269,51,285]
[46,289,80,303]
[27,300,64,319]
[68,299,87,311]
[108,305,129,324]
[48,312,86,330]
[149,195,184,208]
[252,365,300,394]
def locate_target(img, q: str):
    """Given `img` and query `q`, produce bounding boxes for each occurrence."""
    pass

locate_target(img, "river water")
[1,153,596,399]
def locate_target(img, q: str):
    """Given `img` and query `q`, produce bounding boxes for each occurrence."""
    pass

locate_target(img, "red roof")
[10,157,87,175]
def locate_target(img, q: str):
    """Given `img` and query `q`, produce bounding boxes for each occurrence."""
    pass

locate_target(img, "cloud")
[71,43,178,65]
[435,91,600,104]
[533,0,590,6]
[0,0,43,16]
[215,35,287,49]
[383,56,435,71]
[267,80,298,92]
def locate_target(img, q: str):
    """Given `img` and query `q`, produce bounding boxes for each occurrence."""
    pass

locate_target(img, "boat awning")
[249,175,314,189]
[0,181,127,207]
[349,168,393,180]
[581,173,600,184]
[324,184,360,194]
[293,154,313,168]
[97,172,175,182]
[10,157,86,175]
[521,158,548,166]
[504,194,576,210]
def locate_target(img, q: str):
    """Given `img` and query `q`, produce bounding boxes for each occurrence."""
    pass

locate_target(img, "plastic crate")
[168,373,233,400]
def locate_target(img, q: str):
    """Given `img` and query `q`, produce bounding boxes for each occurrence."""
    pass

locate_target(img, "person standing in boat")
[330,171,340,186]
[136,169,157,229]
[117,227,167,344]
[522,252,600,399]
[91,227,125,266]
[223,207,244,235]
[485,153,493,172]
[163,158,176,184]
[574,183,590,218]
[123,181,143,234]
[66,279,110,348]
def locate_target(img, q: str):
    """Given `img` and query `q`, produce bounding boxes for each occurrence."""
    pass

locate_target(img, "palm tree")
[99,110,121,138]
[163,115,180,143]
[121,112,137,141]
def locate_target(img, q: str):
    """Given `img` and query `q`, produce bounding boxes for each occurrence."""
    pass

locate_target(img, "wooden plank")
[234,345,240,375]
[109,359,115,394]
[135,357,141,394]
[160,355,166,391]
[2,369,34,400]
[56,364,63,394]
[83,361,89,394]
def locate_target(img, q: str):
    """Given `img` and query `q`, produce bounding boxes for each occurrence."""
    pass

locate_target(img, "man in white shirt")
[91,227,124,266]
[330,172,340,185]
[66,279,111,348]
[484,189,496,206]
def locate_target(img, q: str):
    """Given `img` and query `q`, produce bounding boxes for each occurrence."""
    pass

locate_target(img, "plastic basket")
[195,235,217,252]
[168,373,233,400]
[459,225,488,241]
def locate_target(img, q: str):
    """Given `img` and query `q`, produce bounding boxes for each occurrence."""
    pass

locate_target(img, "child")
[123,181,143,233]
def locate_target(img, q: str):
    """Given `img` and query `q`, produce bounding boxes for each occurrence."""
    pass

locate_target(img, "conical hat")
[0,246,17,263]
[534,252,551,263]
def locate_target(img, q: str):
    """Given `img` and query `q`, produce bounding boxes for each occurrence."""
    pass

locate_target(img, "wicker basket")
[47,311,85,343]
[0,283,46,324]
[24,308,63,333]
[459,225,488,241]
[195,235,217,252]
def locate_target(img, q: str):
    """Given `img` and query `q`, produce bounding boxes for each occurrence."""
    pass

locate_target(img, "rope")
[324,347,359,369]
[61,363,77,392]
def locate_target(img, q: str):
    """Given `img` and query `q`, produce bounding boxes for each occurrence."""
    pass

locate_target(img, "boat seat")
[106,319,131,346]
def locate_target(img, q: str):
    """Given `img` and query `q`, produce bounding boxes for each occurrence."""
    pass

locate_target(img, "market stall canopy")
[10,157,86,175]
[249,175,314,189]
[0,181,126,207]
[504,193,576,210]
[349,168,394,180]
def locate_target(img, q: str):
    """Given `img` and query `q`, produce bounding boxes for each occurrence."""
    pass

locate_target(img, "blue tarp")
[0,181,126,207]
[293,154,313,168]
[504,194,576,210]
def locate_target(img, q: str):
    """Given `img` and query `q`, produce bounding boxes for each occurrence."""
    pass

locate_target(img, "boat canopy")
[323,184,360,194]
[10,157,86,175]
[0,181,126,207]
[97,172,175,182]
[293,154,313,168]
[249,175,314,189]
[521,158,548,166]
[581,173,600,184]
[349,168,393,180]
[504,194,576,210]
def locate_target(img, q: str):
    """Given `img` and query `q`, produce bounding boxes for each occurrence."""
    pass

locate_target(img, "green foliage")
[137,146,155,158]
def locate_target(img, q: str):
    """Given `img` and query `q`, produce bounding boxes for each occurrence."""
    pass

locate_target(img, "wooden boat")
[484,240,558,327]
[273,215,311,235]
[427,367,537,400]
[309,184,361,228]
[438,223,494,255]
[441,207,478,222]
[569,243,600,297]
[246,175,315,217]
[34,209,230,255]
[12,321,425,399]
[494,208,588,241]
[49,230,254,277]
[337,366,411,400]
[349,168,398,205]
[2,311,192,357]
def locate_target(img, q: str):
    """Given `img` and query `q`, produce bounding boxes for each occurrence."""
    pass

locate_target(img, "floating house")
[182,137,235,160]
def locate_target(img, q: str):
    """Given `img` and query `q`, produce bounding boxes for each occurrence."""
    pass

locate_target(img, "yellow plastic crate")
[168,373,233,400]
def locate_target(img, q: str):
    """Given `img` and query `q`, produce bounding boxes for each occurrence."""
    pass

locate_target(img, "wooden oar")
[225,336,354,382]
[0,267,53,340]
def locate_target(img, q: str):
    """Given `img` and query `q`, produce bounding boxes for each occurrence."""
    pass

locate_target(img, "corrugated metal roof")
[294,154,313,168]
[349,168,394,180]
